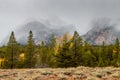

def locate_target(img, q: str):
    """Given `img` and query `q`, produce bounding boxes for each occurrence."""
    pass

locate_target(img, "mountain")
[82,26,120,45]
[1,21,76,45]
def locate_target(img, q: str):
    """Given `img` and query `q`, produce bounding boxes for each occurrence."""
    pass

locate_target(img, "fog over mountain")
[1,18,120,45]
[1,0,120,43]
[82,18,120,45]
[1,0,120,45]
[1,20,76,45]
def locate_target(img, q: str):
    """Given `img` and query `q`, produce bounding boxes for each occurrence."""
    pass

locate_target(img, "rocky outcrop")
[82,26,120,45]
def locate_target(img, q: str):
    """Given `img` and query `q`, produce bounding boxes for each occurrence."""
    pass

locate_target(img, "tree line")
[0,30,120,69]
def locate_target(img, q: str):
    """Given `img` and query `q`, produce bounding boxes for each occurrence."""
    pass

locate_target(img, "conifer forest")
[0,30,120,69]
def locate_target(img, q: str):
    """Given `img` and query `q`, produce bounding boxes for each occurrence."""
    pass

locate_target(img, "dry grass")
[0,66,120,80]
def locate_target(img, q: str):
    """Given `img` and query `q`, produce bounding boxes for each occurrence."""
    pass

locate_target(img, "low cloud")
[0,0,120,41]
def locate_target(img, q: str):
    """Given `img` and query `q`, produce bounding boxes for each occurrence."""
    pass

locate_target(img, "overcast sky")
[0,0,120,42]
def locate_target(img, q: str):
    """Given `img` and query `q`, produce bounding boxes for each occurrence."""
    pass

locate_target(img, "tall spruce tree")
[98,42,106,67]
[48,34,56,67]
[24,31,36,68]
[49,34,56,48]
[113,38,120,66]
[115,38,119,49]
[56,41,73,67]
[71,31,83,66]
[4,31,18,69]
[82,41,96,66]
[55,33,74,67]
[39,41,48,67]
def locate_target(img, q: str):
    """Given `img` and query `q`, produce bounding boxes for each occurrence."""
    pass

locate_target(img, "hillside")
[82,26,120,45]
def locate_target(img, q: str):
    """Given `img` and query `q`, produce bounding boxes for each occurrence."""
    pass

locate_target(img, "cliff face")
[82,26,120,45]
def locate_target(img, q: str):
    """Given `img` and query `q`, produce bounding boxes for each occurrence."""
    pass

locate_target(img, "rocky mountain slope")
[82,26,120,45]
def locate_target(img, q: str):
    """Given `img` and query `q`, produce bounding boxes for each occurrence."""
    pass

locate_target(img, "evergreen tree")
[24,31,36,68]
[82,50,96,66]
[49,34,56,48]
[55,33,74,67]
[96,47,103,67]
[48,34,56,67]
[115,38,119,49]
[55,41,73,67]
[39,41,48,67]
[112,38,120,67]
[71,31,83,66]
[82,41,96,66]
[107,44,114,65]
[4,31,18,69]
[98,42,106,67]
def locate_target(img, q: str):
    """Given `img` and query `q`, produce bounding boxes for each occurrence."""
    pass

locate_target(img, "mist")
[0,0,120,42]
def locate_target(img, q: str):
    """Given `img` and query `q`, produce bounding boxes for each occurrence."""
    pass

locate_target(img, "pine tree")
[4,31,18,69]
[112,38,120,67]
[71,31,83,66]
[39,41,48,67]
[97,47,104,67]
[49,34,56,49]
[115,38,119,50]
[106,46,113,66]
[24,31,36,68]
[55,33,74,67]
[98,42,108,67]
[82,41,96,66]
[55,41,73,67]
[82,50,96,66]
[48,34,56,67]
